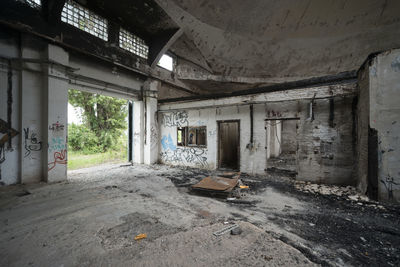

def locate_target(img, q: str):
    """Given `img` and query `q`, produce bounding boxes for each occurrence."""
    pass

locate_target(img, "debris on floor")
[213,224,239,236]
[191,172,240,195]
[134,233,147,241]
[295,181,357,197]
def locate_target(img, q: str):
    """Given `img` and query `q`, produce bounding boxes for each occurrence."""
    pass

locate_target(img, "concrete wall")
[159,83,357,185]
[0,30,21,185]
[0,30,144,185]
[358,49,400,202]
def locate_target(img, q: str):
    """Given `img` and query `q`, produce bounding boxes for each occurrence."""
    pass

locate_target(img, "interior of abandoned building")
[0,0,400,266]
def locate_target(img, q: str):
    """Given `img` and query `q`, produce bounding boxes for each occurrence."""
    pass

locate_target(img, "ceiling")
[74,0,400,92]
[157,0,400,83]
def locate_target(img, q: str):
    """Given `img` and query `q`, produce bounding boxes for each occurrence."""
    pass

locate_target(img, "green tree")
[68,89,127,152]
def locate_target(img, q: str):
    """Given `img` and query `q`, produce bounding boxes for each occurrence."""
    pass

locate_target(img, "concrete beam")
[148,28,183,68]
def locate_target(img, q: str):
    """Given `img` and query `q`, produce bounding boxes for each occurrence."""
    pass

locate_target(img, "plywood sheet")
[192,176,239,192]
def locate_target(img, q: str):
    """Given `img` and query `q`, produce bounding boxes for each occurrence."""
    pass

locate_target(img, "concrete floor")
[0,164,399,266]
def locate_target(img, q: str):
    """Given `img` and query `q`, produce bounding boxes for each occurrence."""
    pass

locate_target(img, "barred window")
[61,0,108,41]
[19,0,41,8]
[119,28,149,59]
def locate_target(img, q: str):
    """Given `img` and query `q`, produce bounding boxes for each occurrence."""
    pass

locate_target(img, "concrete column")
[20,35,45,184]
[144,85,159,164]
[133,100,144,164]
[43,45,69,183]
[357,48,400,203]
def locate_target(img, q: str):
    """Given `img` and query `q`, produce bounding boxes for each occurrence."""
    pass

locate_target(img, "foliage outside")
[68,89,128,154]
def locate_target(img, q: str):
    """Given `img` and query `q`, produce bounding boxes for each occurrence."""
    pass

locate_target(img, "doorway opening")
[218,120,240,170]
[265,118,299,177]
[67,89,129,171]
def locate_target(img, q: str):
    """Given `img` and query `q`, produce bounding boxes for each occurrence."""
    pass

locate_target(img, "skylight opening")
[119,28,149,59]
[157,54,174,71]
[61,0,108,41]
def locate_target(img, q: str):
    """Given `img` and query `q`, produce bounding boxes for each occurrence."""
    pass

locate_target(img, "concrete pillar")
[357,48,400,203]
[20,35,45,184]
[43,45,69,183]
[133,100,144,164]
[144,80,159,164]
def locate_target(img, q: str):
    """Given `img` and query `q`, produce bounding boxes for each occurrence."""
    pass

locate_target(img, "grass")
[68,148,128,170]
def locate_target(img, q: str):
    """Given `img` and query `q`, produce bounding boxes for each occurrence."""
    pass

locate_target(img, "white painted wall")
[159,84,357,181]
[0,32,144,185]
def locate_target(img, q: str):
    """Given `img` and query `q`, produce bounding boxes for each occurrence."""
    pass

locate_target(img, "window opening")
[61,0,108,41]
[157,54,174,71]
[19,0,41,8]
[177,126,207,147]
[119,28,149,59]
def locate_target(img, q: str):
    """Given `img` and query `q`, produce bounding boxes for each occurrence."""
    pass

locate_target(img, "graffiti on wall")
[49,137,66,152]
[160,133,208,168]
[161,134,176,151]
[49,121,65,138]
[162,111,188,127]
[150,124,158,148]
[380,176,399,201]
[48,149,67,171]
[0,119,19,165]
[208,129,217,137]
[24,128,42,157]
[160,147,208,168]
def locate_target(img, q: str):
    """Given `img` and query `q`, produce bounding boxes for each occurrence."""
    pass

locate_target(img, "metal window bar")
[119,28,149,59]
[61,0,108,41]
[18,0,41,8]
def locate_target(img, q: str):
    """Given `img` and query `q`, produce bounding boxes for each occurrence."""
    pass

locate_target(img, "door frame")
[217,120,240,170]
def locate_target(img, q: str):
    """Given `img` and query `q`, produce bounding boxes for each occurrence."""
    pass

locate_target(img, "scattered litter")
[134,233,147,240]
[360,237,367,242]
[309,223,315,227]
[213,224,239,236]
[231,226,242,235]
[262,255,273,261]
[239,185,249,189]
[120,162,133,167]
[226,197,236,201]
[226,199,257,205]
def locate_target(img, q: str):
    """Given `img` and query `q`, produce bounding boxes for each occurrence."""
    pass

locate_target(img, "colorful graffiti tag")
[48,149,67,171]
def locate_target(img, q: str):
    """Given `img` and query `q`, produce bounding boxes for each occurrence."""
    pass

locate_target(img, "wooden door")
[218,121,240,169]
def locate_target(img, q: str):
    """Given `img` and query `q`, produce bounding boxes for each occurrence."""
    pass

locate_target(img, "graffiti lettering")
[48,149,67,171]
[48,121,65,132]
[162,111,188,127]
[24,128,42,157]
[160,147,208,168]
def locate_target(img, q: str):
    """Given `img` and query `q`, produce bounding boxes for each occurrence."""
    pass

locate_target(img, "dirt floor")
[0,164,399,266]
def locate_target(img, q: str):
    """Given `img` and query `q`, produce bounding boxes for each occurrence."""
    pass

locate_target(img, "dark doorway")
[218,120,240,170]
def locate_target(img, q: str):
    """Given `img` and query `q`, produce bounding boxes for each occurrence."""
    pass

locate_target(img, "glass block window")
[119,28,149,59]
[61,0,108,41]
[19,0,41,8]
